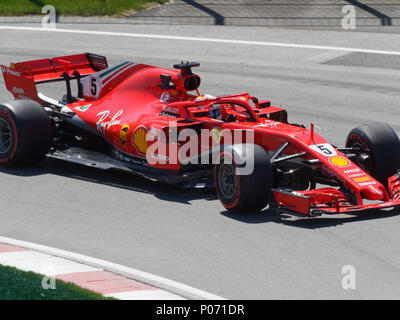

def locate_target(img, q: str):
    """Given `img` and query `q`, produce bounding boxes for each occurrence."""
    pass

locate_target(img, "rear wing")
[1,53,108,103]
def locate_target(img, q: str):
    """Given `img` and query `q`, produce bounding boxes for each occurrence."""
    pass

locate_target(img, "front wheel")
[346,122,400,189]
[214,144,274,213]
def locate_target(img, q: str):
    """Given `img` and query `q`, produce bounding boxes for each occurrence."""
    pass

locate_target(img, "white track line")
[0,250,101,275]
[105,289,186,300]
[0,236,225,300]
[0,25,400,56]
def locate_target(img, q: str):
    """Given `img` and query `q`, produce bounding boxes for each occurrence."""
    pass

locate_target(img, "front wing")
[272,173,400,216]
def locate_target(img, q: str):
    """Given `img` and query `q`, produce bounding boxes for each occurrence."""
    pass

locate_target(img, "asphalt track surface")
[0,24,400,299]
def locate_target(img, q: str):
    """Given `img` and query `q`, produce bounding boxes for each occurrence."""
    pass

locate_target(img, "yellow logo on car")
[133,126,148,154]
[119,125,129,146]
[354,176,370,183]
[329,156,350,167]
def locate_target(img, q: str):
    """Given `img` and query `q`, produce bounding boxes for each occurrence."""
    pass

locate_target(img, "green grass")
[0,0,169,16]
[0,265,114,300]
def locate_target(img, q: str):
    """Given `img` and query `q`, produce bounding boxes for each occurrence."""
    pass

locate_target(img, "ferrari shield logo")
[119,124,129,146]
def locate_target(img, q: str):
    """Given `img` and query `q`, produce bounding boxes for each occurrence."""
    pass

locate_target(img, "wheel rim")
[0,118,12,154]
[352,142,372,172]
[218,163,237,199]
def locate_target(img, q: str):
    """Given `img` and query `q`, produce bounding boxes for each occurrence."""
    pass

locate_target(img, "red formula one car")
[1,53,400,216]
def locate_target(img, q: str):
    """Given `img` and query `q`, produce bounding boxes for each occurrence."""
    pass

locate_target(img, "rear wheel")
[214,144,274,213]
[346,122,400,189]
[0,100,51,166]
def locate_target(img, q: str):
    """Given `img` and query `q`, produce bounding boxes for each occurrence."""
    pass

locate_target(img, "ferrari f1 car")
[1,53,400,216]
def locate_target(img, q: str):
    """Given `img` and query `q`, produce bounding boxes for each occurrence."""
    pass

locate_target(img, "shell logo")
[329,156,350,167]
[132,126,148,154]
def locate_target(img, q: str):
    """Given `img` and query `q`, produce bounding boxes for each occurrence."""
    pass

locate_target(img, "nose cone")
[360,184,386,201]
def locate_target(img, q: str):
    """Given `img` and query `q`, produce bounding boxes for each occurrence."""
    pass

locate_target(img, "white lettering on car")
[1,66,21,77]
[12,87,24,94]
[96,110,123,134]
[310,143,337,156]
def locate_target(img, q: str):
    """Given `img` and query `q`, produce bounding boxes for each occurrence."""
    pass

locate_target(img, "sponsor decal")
[329,156,351,167]
[12,87,24,94]
[75,104,92,112]
[322,165,347,186]
[310,143,337,157]
[161,106,180,115]
[1,65,21,77]
[348,172,364,178]
[150,152,169,162]
[132,126,148,154]
[96,110,123,135]
[354,176,370,183]
[344,168,360,174]
[359,181,376,186]
[160,92,170,103]
[113,149,147,166]
[211,127,223,144]
[119,124,130,147]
